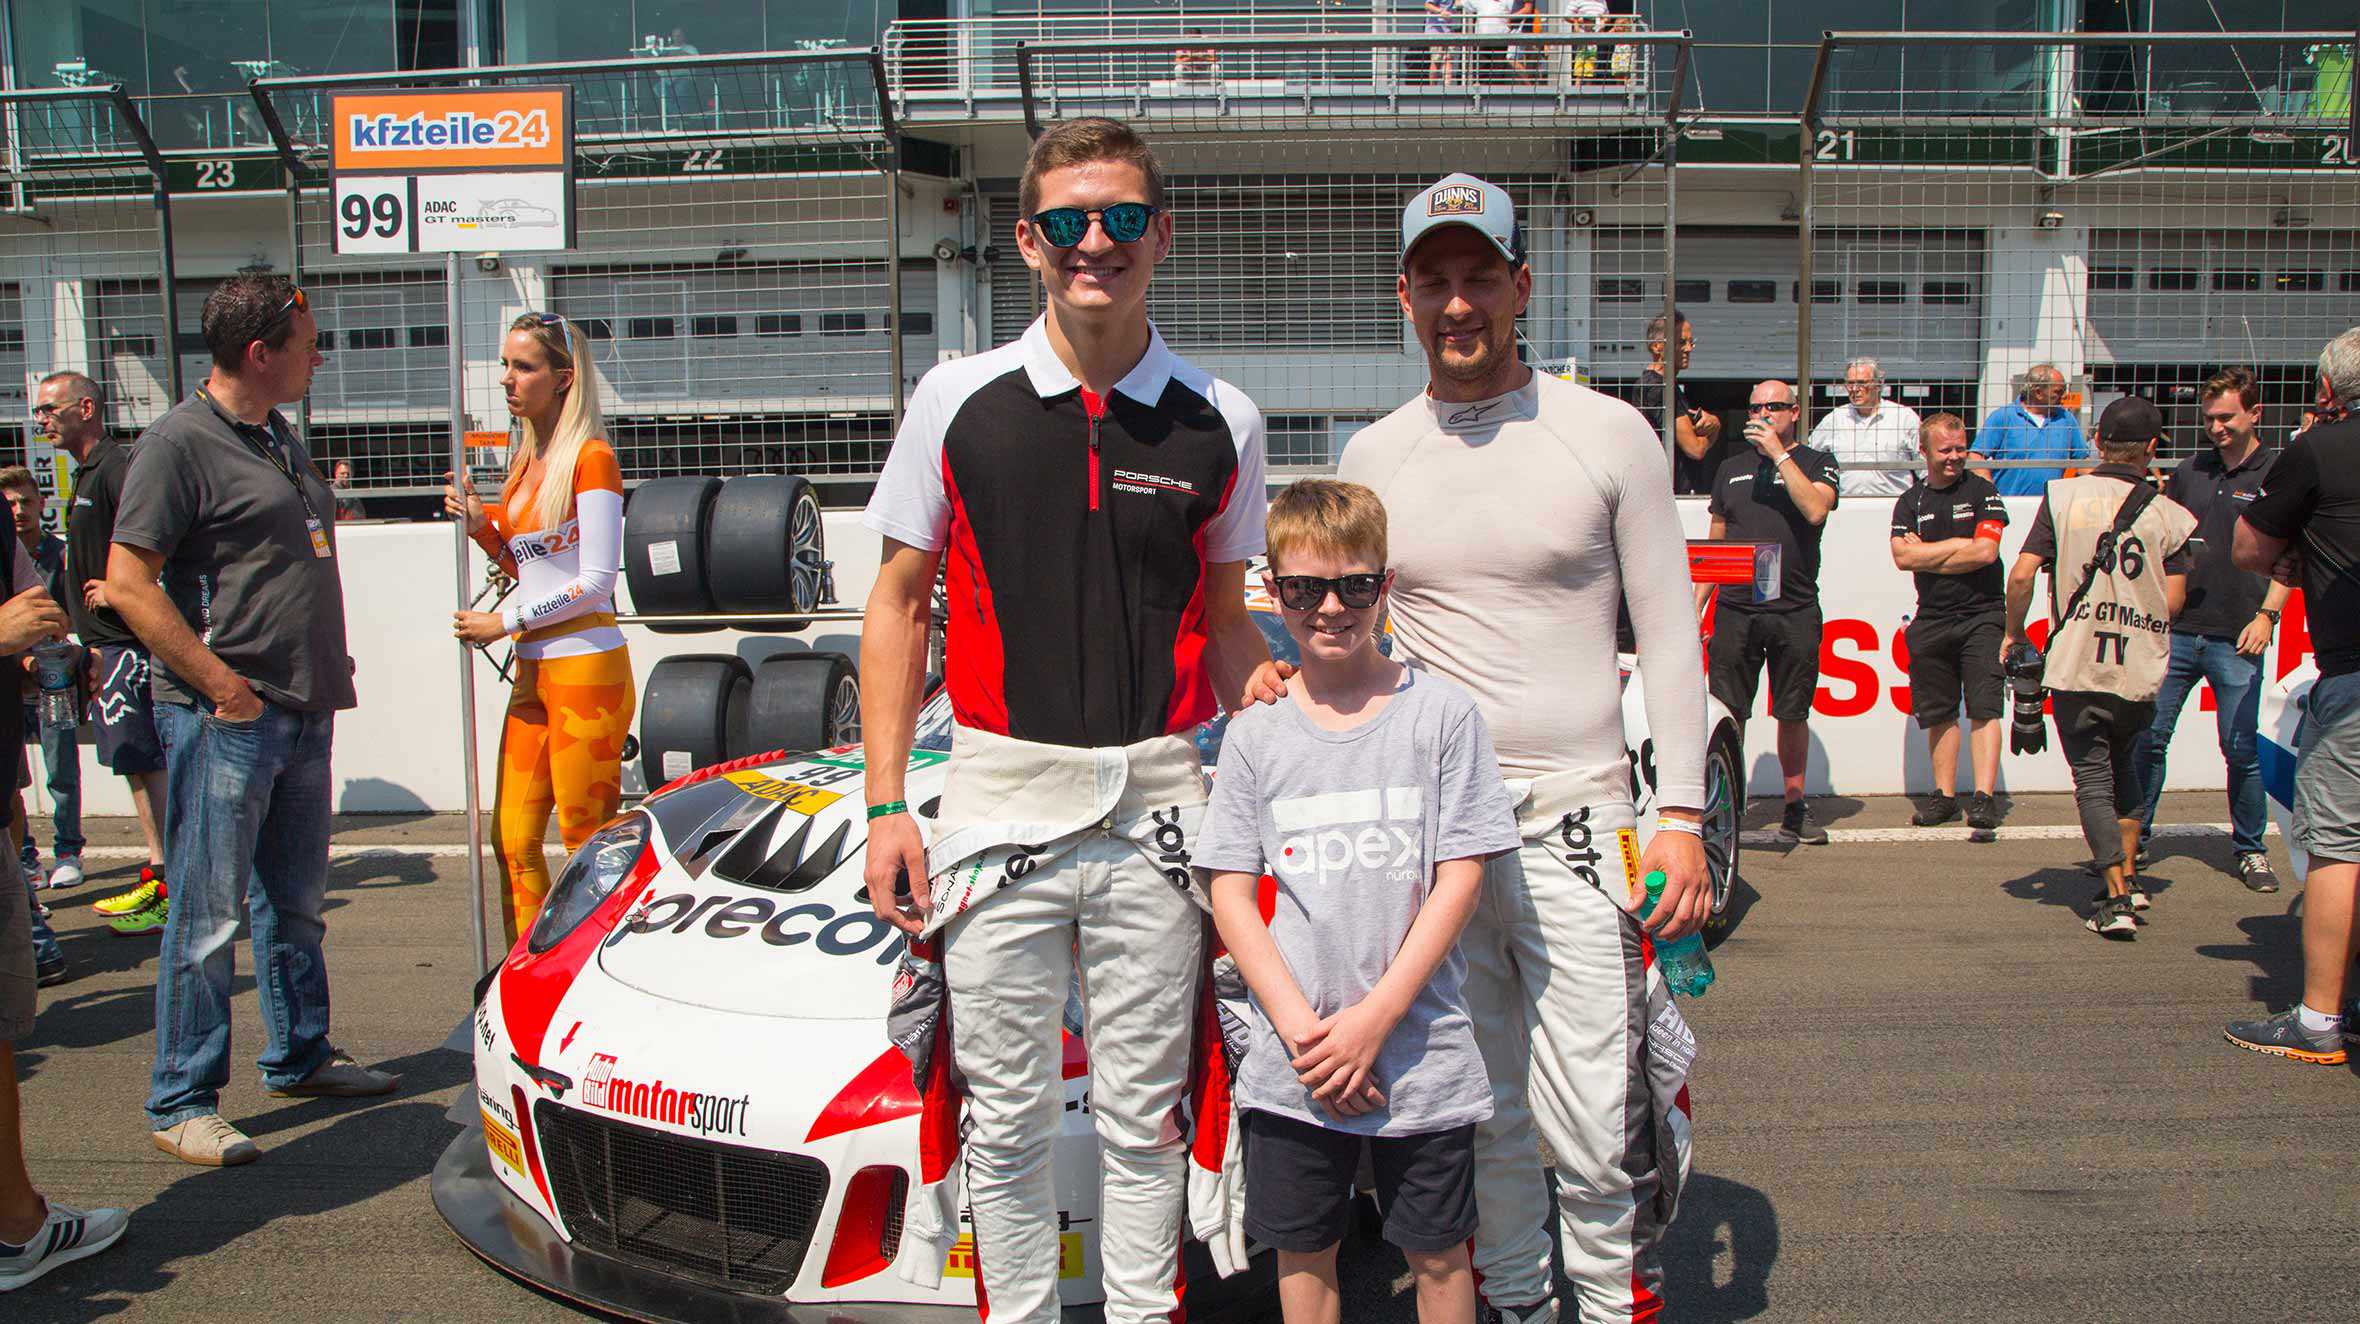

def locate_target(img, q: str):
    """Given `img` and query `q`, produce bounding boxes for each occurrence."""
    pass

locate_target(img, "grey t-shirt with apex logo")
[110,392,356,713]
[1194,669,1521,1136]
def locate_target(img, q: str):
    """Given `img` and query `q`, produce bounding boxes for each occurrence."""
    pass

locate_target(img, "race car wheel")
[744,652,858,757]
[623,476,721,632]
[638,653,752,788]
[705,475,825,628]
[1700,727,1745,944]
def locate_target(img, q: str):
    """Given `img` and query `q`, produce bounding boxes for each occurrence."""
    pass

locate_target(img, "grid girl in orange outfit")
[445,313,633,946]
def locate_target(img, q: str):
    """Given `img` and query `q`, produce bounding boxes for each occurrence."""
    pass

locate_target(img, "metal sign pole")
[450,249,489,978]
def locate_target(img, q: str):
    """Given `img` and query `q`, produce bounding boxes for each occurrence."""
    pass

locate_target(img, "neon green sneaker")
[93,866,165,917]
[108,896,167,936]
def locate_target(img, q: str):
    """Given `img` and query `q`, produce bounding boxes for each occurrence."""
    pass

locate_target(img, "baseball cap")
[1401,173,1521,268]
[2097,395,2164,444]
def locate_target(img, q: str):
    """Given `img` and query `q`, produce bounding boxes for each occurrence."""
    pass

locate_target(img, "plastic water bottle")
[32,640,77,731]
[1636,869,1715,999]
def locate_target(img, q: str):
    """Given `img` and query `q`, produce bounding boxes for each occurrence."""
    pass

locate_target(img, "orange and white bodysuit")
[471,439,634,947]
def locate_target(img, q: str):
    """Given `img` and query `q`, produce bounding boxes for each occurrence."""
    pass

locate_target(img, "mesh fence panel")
[1014,31,1686,470]
[256,52,902,497]
[0,89,176,497]
[1801,32,2359,465]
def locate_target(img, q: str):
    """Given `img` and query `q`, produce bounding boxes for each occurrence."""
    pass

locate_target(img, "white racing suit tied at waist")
[1464,769,1697,1324]
[885,723,1248,1323]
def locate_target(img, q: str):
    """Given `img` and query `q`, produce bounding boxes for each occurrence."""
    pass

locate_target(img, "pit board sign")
[329,86,574,254]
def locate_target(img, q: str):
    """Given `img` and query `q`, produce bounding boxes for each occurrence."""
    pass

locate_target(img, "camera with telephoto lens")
[2004,643,2048,755]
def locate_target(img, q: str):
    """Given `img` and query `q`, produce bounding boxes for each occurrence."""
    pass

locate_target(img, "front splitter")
[431,1128,1274,1323]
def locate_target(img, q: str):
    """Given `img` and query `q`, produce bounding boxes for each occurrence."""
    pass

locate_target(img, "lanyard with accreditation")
[197,388,333,560]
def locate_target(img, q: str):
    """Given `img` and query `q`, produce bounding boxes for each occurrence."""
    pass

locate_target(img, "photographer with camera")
[2002,398,2196,939]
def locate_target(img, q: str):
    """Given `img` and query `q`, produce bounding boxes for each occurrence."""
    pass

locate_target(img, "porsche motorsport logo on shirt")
[1427,183,1485,216]
[1110,467,1197,498]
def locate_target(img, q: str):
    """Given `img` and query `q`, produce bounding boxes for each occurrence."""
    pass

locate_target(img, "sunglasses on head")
[1029,202,1160,249]
[257,285,309,339]
[1272,572,1387,612]
[521,310,565,328]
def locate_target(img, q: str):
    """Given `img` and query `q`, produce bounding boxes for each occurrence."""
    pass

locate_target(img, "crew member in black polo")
[1699,378,1839,844]
[2133,367,2288,892]
[1890,412,2010,835]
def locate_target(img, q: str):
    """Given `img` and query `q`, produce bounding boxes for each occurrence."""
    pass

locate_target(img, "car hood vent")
[709,801,855,894]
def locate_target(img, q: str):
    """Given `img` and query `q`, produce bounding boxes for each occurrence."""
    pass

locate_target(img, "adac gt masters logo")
[1427,183,1486,216]
[580,1051,752,1138]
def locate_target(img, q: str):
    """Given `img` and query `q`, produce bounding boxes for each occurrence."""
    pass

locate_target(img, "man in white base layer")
[1338,173,1705,1324]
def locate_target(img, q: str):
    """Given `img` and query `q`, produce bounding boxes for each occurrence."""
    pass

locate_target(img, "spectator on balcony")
[1638,312,1725,494]
[1569,0,1612,80]
[1973,364,2089,497]
[1464,0,1514,83]
[1173,31,1220,83]
[1808,355,1922,497]
[1418,1,1461,86]
[1506,0,1539,85]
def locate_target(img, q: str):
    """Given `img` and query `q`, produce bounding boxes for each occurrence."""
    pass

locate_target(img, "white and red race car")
[437,558,1753,1322]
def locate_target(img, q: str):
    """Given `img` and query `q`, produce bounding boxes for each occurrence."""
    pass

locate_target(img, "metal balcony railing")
[883,9,1656,123]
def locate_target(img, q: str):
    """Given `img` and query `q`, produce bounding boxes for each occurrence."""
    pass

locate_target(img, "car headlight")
[527,814,650,954]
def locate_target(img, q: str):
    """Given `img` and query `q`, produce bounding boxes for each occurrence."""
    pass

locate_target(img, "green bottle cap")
[1643,869,1667,899]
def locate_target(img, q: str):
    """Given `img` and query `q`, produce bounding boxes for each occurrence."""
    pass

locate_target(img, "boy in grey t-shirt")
[1198,480,1520,1324]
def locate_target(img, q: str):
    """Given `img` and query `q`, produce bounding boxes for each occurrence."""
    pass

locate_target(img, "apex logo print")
[1272,787,1422,884]
[1427,184,1485,216]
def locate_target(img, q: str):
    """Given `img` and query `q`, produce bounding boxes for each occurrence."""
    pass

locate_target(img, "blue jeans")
[21,702,85,860]
[23,864,58,968]
[146,700,337,1127]
[2134,632,2266,856]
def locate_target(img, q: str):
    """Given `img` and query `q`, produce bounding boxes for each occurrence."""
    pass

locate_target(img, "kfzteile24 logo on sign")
[329,86,573,254]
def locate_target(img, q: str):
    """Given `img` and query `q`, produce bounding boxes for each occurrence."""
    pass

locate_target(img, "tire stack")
[626,474,859,790]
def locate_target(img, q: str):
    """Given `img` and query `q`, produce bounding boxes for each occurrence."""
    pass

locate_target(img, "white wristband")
[1655,816,1704,837]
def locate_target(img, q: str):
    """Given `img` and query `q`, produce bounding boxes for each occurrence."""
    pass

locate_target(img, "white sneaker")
[44,857,83,890]
[0,1201,130,1291]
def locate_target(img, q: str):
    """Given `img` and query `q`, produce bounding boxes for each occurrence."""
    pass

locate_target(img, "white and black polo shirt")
[864,316,1266,748]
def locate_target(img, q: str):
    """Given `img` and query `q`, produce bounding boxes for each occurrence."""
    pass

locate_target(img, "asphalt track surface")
[9,794,2358,1323]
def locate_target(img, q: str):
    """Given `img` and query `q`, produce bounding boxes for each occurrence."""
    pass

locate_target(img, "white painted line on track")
[1739,821,2269,847]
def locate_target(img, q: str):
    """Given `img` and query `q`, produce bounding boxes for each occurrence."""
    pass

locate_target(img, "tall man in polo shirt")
[106,274,394,1169]
[2134,367,2289,892]
[860,119,1278,1324]
[1974,363,2090,497]
[1889,413,2008,833]
[1809,355,1922,497]
[1700,379,1840,845]
[2222,329,2360,1063]
[1341,172,1706,1324]
[36,371,171,923]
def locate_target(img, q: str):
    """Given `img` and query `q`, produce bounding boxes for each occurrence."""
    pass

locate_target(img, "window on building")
[758,313,804,337]
[1921,280,1972,306]
[316,330,335,350]
[626,317,677,339]
[691,315,740,338]
[574,317,614,340]
[1727,279,1778,304]
[1598,278,1645,302]
[1673,279,1713,304]
[1795,279,1843,304]
[2090,267,2135,291]
[820,312,867,336]
[2276,270,2326,292]
[408,325,447,348]
[2148,269,2199,291]
[2211,269,2261,292]
[345,327,398,350]
[900,311,935,336]
[2341,271,2360,293]
[1857,280,1906,305]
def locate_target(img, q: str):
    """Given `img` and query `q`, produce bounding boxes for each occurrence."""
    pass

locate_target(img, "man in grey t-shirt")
[106,274,391,1168]
[1197,669,1521,1136]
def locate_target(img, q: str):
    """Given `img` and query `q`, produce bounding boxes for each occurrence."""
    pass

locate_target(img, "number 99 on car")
[333,177,413,254]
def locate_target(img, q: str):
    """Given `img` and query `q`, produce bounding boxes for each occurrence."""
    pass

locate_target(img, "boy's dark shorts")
[1905,611,2005,728]
[1241,1108,1476,1253]
[1708,604,1824,724]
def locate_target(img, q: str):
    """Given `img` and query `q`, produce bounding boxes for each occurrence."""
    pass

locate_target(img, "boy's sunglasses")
[1029,202,1160,248]
[1272,572,1387,612]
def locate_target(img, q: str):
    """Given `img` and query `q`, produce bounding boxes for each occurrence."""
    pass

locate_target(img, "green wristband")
[866,800,909,821]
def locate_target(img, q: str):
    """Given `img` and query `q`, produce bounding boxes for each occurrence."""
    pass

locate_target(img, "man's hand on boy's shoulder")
[1236,657,1294,709]
[1291,1000,1398,1119]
